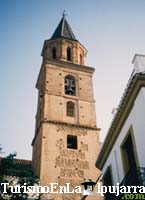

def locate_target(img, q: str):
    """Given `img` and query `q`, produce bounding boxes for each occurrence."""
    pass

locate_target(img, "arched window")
[67,101,75,117]
[65,75,76,95]
[52,47,56,59]
[80,54,83,65]
[67,47,72,61]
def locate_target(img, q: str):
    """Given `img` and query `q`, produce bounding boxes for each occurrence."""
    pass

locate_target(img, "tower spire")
[51,14,76,40]
[62,10,67,18]
[41,15,87,65]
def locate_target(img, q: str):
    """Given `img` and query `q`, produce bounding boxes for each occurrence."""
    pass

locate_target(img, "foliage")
[0,149,40,200]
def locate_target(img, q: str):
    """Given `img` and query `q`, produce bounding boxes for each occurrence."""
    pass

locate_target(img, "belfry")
[32,15,101,200]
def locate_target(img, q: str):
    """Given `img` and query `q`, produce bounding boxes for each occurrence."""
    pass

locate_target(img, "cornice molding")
[44,60,95,73]
[32,119,100,146]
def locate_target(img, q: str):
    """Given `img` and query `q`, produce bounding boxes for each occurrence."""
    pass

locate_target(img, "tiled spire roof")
[51,15,77,41]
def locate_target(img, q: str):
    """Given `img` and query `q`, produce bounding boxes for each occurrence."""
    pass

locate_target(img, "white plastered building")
[96,54,145,198]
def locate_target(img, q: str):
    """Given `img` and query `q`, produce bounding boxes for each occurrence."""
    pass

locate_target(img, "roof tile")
[51,16,77,41]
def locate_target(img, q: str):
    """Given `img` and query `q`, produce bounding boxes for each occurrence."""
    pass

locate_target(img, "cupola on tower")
[32,14,101,200]
[41,14,86,65]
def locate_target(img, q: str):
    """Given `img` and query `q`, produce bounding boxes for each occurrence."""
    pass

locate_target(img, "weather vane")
[62,10,67,17]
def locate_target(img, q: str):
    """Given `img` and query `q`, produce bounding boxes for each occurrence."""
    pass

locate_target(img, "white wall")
[102,87,145,184]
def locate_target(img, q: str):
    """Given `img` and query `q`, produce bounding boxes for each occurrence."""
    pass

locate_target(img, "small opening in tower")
[80,54,83,65]
[67,47,72,61]
[66,101,75,117]
[52,47,56,59]
[67,135,77,149]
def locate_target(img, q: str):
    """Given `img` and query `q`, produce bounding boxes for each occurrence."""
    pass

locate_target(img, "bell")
[66,87,74,95]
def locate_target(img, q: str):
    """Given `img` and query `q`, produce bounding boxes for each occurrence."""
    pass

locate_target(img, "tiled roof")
[51,16,77,41]
[0,157,32,177]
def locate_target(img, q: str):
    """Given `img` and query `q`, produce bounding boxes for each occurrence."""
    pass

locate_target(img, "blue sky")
[1,0,145,159]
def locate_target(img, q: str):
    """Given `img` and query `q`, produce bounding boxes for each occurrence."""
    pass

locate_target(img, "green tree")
[0,148,40,200]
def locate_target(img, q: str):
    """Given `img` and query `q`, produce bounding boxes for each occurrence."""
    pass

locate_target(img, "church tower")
[32,14,101,200]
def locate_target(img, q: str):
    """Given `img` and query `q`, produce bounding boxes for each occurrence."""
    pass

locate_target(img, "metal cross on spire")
[62,10,67,18]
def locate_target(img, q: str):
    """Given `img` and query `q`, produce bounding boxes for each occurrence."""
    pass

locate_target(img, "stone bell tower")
[32,14,101,200]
